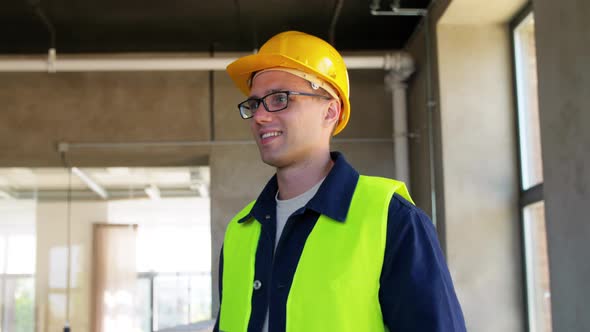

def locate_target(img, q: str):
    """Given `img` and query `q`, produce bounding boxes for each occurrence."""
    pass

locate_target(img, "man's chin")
[259,152,288,169]
[260,156,281,168]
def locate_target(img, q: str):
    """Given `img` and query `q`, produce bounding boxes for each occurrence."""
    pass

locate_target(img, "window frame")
[137,271,211,332]
[510,3,550,332]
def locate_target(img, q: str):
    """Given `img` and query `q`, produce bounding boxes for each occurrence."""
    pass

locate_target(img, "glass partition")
[0,166,212,332]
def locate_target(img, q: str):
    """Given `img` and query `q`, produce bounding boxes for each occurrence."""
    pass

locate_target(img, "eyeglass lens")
[239,92,289,118]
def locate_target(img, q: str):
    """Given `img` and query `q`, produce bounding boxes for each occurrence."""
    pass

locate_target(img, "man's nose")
[252,104,272,123]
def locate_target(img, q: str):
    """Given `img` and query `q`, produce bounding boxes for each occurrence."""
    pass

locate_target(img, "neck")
[276,151,333,200]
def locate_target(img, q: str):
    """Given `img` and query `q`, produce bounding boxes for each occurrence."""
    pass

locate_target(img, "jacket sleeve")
[379,194,467,332]
[212,247,223,332]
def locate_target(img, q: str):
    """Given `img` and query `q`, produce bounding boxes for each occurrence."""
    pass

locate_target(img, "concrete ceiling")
[1,0,430,54]
[440,0,527,24]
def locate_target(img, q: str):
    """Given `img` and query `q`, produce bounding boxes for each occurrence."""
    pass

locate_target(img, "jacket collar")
[237,151,359,224]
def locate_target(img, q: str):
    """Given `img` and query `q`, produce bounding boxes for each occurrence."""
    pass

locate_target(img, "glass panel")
[135,277,152,332]
[523,201,552,332]
[154,275,190,330]
[6,235,36,274]
[190,274,212,322]
[0,184,37,332]
[514,13,543,189]
[2,277,35,332]
[0,166,212,332]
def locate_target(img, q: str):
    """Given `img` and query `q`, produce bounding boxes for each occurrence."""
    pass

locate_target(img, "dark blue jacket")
[214,152,466,332]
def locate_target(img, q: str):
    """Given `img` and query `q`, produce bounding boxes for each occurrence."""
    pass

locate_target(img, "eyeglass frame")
[237,90,332,119]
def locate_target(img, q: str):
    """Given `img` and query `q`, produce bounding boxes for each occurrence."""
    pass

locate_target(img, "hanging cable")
[233,0,243,46]
[209,43,216,142]
[59,147,72,332]
[28,0,57,72]
[28,0,56,49]
[329,0,344,46]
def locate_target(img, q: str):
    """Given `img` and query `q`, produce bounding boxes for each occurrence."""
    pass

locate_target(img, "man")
[214,31,466,332]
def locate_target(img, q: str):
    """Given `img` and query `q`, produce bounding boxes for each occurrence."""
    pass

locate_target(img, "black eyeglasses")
[237,90,331,119]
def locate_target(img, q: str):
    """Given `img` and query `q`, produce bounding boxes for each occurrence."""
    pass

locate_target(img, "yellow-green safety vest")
[219,175,414,332]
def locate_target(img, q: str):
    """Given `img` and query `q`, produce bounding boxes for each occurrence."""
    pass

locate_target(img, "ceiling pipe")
[371,8,427,16]
[0,52,412,72]
[386,64,416,188]
[370,0,427,16]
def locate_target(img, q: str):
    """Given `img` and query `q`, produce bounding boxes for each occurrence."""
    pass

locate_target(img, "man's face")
[248,71,332,168]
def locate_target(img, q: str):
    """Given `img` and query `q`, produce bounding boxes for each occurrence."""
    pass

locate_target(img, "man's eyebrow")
[249,88,284,98]
[263,88,283,95]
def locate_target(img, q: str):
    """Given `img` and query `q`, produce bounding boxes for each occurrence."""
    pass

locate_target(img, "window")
[523,201,551,332]
[0,166,212,332]
[514,9,543,190]
[0,198,37,332]
[512,5,552,332]
[106,170,212,332]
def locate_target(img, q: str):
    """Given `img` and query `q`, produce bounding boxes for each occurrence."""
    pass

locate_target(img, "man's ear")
[324,99,341,129]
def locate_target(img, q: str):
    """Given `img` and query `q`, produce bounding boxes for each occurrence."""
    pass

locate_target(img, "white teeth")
[261,131,282,139]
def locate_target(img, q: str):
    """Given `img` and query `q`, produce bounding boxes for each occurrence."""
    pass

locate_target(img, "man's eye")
[246,100,259,109]
[271,94,288,104]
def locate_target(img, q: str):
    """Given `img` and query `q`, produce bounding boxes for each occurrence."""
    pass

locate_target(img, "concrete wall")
[533,0,590,330]
[0,72,211,167]
[436,24,522,331]
[406,0,525,331]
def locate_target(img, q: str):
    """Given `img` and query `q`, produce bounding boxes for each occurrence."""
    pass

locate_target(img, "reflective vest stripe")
[219,200,258,332]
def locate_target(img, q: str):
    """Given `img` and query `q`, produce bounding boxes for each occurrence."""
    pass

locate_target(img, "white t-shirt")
[274,179,323,248]
[262,177,325,332]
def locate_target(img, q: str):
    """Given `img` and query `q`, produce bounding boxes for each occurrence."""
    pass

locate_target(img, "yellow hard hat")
[226,31,350,135]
